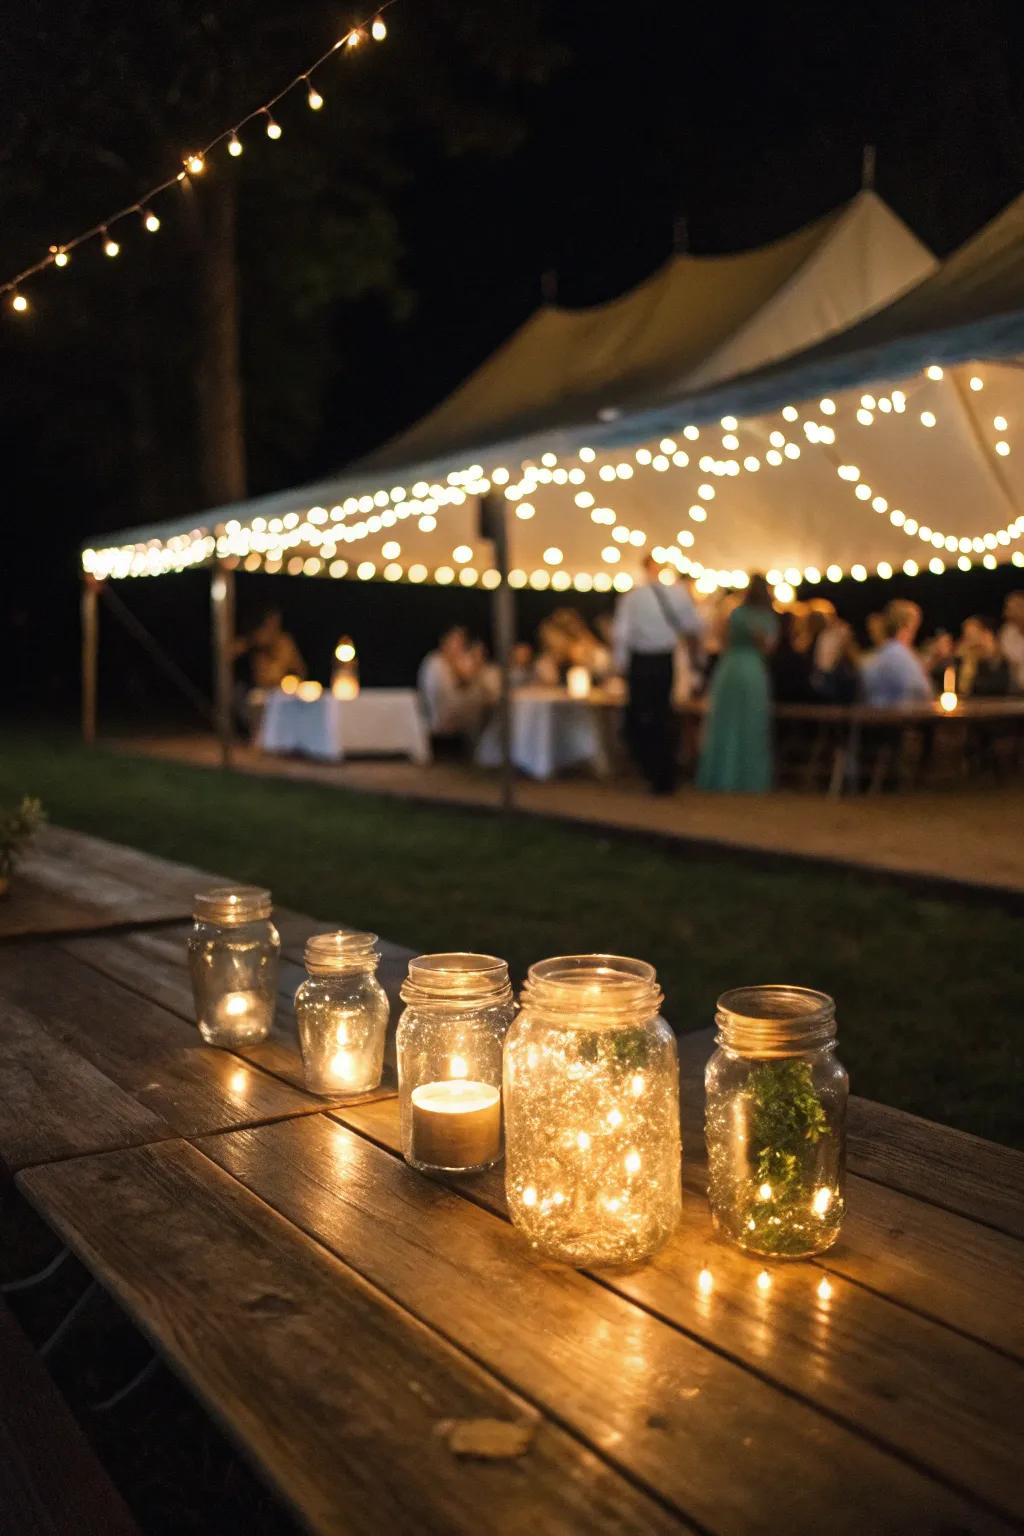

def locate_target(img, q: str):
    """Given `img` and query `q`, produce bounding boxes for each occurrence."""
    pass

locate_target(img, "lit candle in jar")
[940,666,958,712]
[566,665,592,699]
[410,1079,501,1170]
[215,989,264,1035]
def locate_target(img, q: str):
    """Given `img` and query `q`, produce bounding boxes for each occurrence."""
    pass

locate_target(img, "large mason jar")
[397,953,515,1173]
[504,955,682,1267]
[188,887,280,1047]
[294,932,389,1096]
[705,985,848,1258]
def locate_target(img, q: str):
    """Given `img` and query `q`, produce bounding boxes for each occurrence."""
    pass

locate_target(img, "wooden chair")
[0,1299,140,1536]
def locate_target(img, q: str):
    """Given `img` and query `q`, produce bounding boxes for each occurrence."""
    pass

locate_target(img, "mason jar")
[188,887,280,1047]
[504,955,682,1267]
[295,932,389,1096]
[397,954,516,1173]
[705,985,848,1258]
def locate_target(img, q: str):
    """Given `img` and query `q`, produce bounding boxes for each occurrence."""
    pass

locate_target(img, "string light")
[10,293,28,313]
[2,2,396,305]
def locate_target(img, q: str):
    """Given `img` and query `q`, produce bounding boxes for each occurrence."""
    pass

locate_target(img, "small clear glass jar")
[397,954,516,1173]
[504,955,682,1267]
[188,887,280,1047]
[294,931,389,1096]
[705,985,848,1258]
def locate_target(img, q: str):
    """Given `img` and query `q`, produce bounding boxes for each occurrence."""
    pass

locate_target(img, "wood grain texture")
[65,926,400,1102]
[0,943,321,1144]
[332,1099,1024,1522]
[17,1140,683,1536]
[0,999,172,1175]
[202,1113,1015,1535]
[0,1300,141,1536]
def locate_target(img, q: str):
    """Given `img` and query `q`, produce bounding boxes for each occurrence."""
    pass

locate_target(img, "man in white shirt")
[998,591,1024,693]
[612,555,704,793]
[861,600,933,706]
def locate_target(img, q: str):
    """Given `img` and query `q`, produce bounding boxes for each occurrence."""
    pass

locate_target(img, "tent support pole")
[210,563,235,769]
[489,502,515,813]
[81,577,100,746]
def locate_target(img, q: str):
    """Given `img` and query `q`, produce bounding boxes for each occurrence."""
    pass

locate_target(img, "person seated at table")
[697,574,779,793]
[953,615,1011,698]
[770,609,815,702]
[998,591,1024,692]
[864,610,888,655]
[509,642,536,687]
[536,609,608,685]
[234,609,306,689]
[812,619,861,704]
[860,600,932,706]
[417,627,487,753]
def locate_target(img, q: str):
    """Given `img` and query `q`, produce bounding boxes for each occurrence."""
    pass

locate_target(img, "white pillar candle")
[410,1079,501,1170]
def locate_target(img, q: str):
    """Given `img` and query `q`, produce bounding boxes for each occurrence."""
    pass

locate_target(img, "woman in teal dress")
[697,575,779,792]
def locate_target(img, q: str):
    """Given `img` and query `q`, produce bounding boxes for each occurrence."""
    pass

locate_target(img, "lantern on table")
[294,931,389,1096]
[397,953,515,1172]
[704,985,848,1258]
[566,665,592,699]
[188,887,280,1047]
[332,636,360,699]
[504,955,681,1267]
[940,666,958,712]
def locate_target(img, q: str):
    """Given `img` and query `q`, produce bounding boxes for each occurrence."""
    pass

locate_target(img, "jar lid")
[401,952,512,1008]
[305,931,379,975]
[715,984,836,1057]
[522,954,663,1026]
[193,886,272,925]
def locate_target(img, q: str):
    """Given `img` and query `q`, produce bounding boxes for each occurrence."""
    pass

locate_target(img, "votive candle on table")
[397,953,515,1172]
[704,985,848,1258]
[294,931,389,1096]
[188,887,280,1047]
[504,955,681,1267]
[566,665,592,699]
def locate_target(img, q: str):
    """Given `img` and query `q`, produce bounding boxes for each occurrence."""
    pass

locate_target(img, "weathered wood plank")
[0,999,173,1175]
[201,1114,1014,1535]
[0,944,322,1142]
[331,1099,1024,1518]
[17,1141,683,1536]
[0,1300,141,1535]
[64,926,400,1102]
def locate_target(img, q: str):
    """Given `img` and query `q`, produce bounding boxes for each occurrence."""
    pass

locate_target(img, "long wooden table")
[4,829,1023,1535]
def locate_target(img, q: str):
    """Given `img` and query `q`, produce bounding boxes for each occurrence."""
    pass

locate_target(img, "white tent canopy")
[83,191,1024,594]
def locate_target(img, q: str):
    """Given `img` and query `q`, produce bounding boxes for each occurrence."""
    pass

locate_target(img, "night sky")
[3,0,1023,720]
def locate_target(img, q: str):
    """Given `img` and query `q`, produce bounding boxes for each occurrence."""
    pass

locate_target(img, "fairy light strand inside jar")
[704,985,848,1258]
[504,955,682,1267]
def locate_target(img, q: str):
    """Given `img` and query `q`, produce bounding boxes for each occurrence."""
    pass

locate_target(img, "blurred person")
[955,615,1011,698]
[864,611,888,654]
[770,609,815,702]
[861,600,932,705]
[536,608,606,684]
[697,574,779,792]
[613,554,703,794]
[509,641,536,687]
[235,608,305,689]
[999,591,1024,692]
[418,626,487,750]
[813,619,860,704]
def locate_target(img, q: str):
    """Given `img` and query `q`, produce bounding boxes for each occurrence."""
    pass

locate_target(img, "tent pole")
[81,577,100,746]
[210,563,236,768]
[487,498,515,813]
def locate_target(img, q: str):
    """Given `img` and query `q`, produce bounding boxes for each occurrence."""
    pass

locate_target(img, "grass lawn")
[2,728,1021,1148]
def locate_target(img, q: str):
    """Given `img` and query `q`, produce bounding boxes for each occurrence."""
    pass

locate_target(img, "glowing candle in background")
[940,667,958,711]
[566,665,592,699]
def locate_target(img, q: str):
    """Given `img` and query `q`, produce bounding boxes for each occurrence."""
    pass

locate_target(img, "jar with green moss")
[705,986,847,1257]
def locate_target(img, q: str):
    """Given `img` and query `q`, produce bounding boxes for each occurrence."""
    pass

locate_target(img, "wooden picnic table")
[3,828,1023,1535]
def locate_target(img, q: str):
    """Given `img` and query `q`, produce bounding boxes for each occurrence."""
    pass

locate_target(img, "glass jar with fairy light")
[397,954,516,1173]
[188,887,280,1047]
[294,932,389,1097]
[705,985,848,1258]
[504,955,682,1267]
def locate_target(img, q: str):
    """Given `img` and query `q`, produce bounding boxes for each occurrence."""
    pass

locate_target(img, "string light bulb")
[102,231,120,258]
[346,27,363,47]
[228,132,243,157]
[372,14,387,39]
[305,77,324,109]
[264,111,283,139]
[49,245,69,268]
[10,292,28,313]
[141,209,160,233]
[186,153,206,176]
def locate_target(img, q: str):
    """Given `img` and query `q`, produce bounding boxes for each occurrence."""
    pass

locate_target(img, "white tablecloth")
[476,689,611,780]
[258,689,431,764]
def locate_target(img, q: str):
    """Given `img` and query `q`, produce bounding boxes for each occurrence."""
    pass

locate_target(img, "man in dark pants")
[612,554,704,794]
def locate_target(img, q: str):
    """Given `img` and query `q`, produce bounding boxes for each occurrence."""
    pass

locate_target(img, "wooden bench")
[0,1299,140,1536]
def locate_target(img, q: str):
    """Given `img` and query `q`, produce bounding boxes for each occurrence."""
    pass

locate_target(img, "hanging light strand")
[2,4,395,306]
